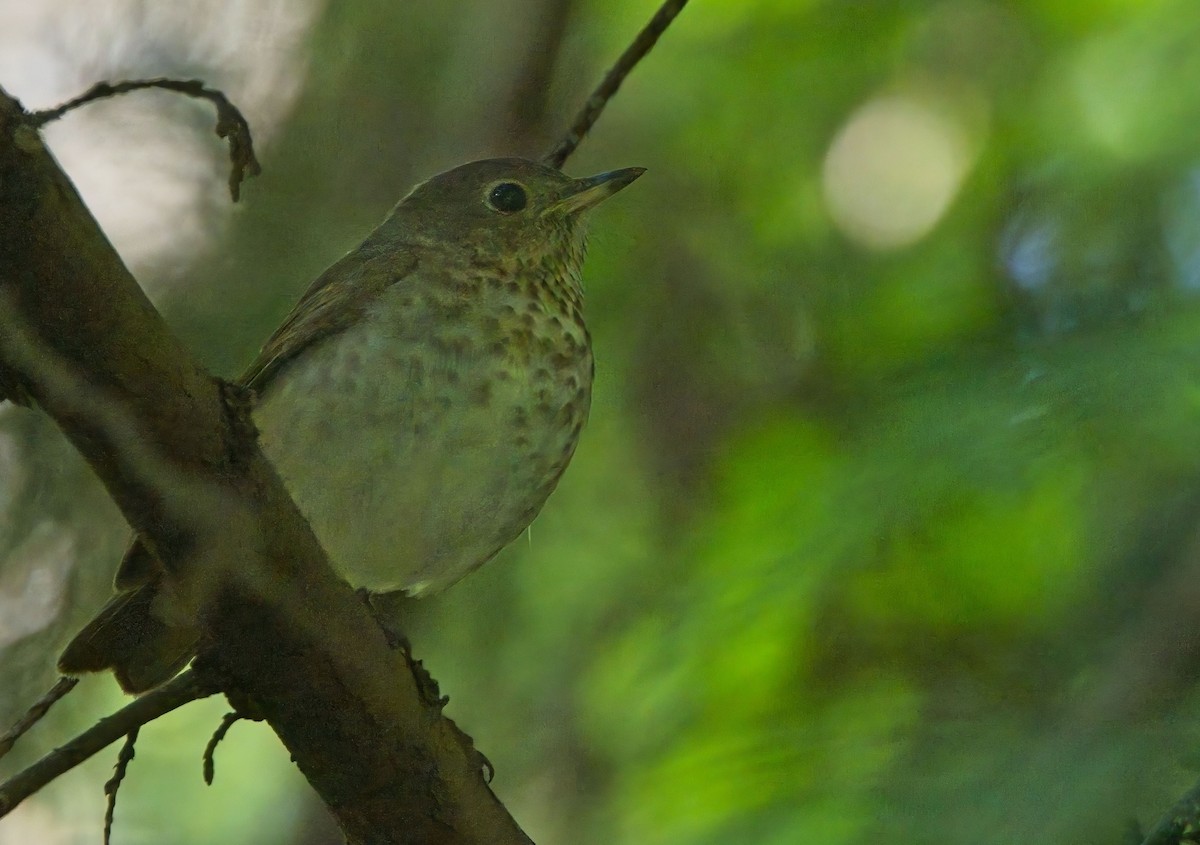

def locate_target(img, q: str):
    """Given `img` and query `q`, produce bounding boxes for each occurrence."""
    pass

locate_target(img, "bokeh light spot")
[822,94,977,250]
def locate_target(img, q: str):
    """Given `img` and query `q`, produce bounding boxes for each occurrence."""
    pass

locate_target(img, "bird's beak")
[550,167,646,216]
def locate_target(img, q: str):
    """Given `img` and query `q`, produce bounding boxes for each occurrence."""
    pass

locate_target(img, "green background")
[5,1,1200,842]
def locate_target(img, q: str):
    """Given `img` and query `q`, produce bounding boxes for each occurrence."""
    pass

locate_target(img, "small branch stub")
[102,729,139,845]
[202,712,242,786]
[28,77,262,201]
[0,677,78,762]
[0,670,214,820]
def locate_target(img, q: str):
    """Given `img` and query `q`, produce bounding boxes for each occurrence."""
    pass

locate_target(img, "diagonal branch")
[0,3,673,839]
[0,678,77,763]
[0,85,531,844]
[0,670,211,819]
[543,0,688,168]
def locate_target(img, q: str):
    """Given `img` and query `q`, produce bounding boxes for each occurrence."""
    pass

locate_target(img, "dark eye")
[487,182,527,213]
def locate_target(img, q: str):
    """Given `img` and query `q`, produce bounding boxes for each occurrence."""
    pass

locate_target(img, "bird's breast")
[253,266,592,595]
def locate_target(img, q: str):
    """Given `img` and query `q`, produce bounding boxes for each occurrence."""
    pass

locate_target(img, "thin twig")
[0,677,78,762]
[27,77,262,201]
[0,669,215,820]
[102,729,139,845]
[543,0,688,169]
[202,712,242,785]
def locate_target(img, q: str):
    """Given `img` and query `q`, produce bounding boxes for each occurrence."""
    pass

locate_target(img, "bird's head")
[384,157,644,275]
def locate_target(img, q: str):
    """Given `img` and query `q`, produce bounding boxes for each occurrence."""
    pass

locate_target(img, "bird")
[57,156,644,693]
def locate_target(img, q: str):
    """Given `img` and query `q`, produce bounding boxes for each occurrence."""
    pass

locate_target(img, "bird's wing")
[239,244,419,392]
[112,243,418,591]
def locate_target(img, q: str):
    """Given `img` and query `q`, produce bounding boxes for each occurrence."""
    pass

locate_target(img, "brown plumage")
[59,158,643,692]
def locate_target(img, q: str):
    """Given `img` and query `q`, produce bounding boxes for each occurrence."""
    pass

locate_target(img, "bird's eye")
[487,182,528,213]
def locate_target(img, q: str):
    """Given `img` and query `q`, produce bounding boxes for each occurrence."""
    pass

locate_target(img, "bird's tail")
[58,583,198,694]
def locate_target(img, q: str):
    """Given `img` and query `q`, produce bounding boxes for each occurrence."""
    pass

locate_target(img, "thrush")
[58,157,644,692]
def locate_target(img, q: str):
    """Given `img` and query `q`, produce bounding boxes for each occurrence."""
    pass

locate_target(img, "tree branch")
[0,670,211,819]
[0,678,77,762]
[0,3,679,839]
[28,78,261,201]
[102,728,140,845]
[0,87,530,844]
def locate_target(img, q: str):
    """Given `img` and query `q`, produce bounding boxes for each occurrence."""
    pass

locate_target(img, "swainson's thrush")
[58,157,644,692]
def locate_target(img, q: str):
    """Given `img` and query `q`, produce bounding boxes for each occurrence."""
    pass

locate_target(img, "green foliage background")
[7,1,1200,843]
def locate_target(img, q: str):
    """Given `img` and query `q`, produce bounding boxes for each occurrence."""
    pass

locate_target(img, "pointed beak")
[550,167,646,216]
